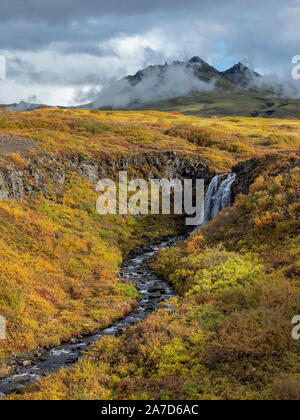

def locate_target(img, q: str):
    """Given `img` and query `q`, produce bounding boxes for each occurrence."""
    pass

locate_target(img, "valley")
[0,108,298,399]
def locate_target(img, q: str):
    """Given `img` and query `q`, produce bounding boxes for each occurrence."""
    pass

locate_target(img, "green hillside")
[135,90,300,119]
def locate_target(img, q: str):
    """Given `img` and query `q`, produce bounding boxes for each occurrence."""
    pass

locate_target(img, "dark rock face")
[125,57,220,88]
[0,155,66,200]
[232,157,265,196]
[0,151,214,201]
[77,151,214,186]
[232,155,300,198]
[187,56,220,74]
[220,62,261,85]
[288,159,300,171]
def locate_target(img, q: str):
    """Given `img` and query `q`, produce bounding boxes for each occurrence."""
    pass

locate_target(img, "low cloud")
[91,64,217,109]
[249,73,300,99]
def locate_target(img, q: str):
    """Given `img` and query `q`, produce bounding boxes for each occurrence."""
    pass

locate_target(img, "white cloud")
[0,79,76,106]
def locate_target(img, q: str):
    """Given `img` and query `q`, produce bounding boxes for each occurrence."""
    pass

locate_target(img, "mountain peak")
[188,56,204,64]
[187,56,219,74]
[125,56,220,87]
[231,62,251,73]
[220,62,261,84]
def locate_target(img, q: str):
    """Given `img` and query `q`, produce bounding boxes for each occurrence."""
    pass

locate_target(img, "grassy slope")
[0,109,299,399]
[1,108,300,171]
[0,109,201,367]
[0,174,181,365]
[135,90,300,119]
[15,161,300,400]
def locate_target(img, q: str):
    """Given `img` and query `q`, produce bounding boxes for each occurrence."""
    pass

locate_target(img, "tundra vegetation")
[0,108,299,399]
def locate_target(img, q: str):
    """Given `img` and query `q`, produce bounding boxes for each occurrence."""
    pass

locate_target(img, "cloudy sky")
[0,0,299,105]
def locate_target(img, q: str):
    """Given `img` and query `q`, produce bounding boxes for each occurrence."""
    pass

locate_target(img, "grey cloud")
[6,56,108,86]
[0,0,292,23]
[0,0,241,22]
[1,0,300,105]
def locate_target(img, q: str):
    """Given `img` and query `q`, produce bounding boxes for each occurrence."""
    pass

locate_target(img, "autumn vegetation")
[0,108,299,399]
[0,108,300,171]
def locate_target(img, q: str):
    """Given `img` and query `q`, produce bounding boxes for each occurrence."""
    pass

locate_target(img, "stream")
[0,172,236,396]
[0,238,177,395]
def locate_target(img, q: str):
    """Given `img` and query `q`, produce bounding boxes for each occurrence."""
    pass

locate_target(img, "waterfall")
[202,173,237,225]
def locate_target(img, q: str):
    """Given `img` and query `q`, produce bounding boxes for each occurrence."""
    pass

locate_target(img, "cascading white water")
[202,173,237,225]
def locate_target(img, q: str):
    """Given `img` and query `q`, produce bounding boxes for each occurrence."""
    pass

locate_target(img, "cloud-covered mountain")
[89,57,261,109]
[3,56,300,119]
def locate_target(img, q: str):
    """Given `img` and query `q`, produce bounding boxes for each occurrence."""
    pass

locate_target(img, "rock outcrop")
[232,157,264,196]
[232,155,300,198]
[0,151,214,201]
